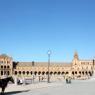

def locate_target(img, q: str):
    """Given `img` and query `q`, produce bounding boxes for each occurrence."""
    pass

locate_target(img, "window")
[75,71,77,74]
[7,61,9,64]
[72,71,74,75]
[42,71,45,75]
[58,71,61,75]
[82,71,84,75]
[19,71,21,75]
[27,71,29,75]
[66,72,69,74]
[7,71,10,75]
[4,66,6,69]
[15,71,17,75]
[1,66,3,68]
[54,72,57,75]
[38,71,41,75]
[34,71,37,75]
[46,71,49,75]
[7,66,10,68]
[31,71,33,75]
[1,71,3,75]
[50,72,53,75]
[79,71,81,74]
[23,71,25,75]
[62,72,64,75]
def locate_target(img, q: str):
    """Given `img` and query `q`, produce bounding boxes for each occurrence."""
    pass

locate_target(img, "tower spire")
[74,51,79,60]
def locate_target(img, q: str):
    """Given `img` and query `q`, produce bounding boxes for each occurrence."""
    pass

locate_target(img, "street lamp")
[92,58,95,75]
[47,50,51,83]
[32,61,35,83]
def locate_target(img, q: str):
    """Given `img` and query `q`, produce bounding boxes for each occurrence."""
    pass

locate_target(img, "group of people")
[66,76,71,84]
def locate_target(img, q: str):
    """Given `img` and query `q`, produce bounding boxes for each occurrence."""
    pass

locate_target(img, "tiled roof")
[16,62,72,67]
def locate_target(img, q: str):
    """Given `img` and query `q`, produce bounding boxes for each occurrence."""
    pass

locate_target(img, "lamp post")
[47,50,51,83]
[93,58,95,75]
[32,61,35,83]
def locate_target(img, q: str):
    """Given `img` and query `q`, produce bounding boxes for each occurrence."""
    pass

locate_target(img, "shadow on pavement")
[3,90,30,95]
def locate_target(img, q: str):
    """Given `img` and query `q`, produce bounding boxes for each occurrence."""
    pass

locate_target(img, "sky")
[0,0,95,62]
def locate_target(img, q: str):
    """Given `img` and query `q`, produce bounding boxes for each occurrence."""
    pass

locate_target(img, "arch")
[1,66,3,69]
[85,71,88,75]
[75,71,77,74]
[82,71,84,75]
[46,71,49,75]
[4,66,6,69]
[54,72,57,75]
[7,71,10,75]
[26,71,29,75]
[31,71,33,75]
[50,71,53,75]
[15,71,17,75]
[89,71,92,76]
[72,71,74,75]
[62,72,65,75]
[58,71,61,75]
[79,71,81,74]
[66,71,69,74]
[38,71,41,75]
[19,71,21,75]
[23,71,25,75]
[7,66,10,69]
[1,71,3,75]
[42,71,45,75]
[34,71,37,75]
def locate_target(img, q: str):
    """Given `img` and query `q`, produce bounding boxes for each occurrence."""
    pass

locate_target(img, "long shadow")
[1,90,30,95]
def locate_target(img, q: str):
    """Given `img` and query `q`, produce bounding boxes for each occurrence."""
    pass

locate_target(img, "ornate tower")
[0,54,13,78]
[74,51,79,60]
[72,51,79,66]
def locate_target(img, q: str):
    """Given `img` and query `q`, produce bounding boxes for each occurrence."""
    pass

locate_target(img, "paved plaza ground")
[2,79,95,95]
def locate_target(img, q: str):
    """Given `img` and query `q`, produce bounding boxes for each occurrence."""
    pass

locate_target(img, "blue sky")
[0,0,95,62]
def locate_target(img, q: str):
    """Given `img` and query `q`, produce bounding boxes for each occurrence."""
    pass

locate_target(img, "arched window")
[7,61,9,64]
[7,66,10,69]
[79,71,81,74]
[58,71,61,75]
[38,71,41,75]
[19,71,21,75]
[31,71,33,75]
[54,72,57,75]
[46,71,49,75]
[72,71,74,75]
[1,71,3,75]
[66,72,69,74]
[42,71,45,75]
[7,71,10,75]
[15,71,17,75]
[62,72,65,75]
[23,71,25,75]
[34,71,37,75]
[4,66,6,69]
[82,71,84,75]
[50,72,53,75]
[89,71,92,76]
[75,71,77,74]
[85,71,88,75]
[1,66,3,69]
[26,71,29,75]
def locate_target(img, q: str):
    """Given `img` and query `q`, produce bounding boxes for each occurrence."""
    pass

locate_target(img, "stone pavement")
[3,80,95,95]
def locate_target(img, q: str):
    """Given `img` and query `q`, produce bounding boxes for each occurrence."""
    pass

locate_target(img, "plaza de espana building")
[0,52,95,80]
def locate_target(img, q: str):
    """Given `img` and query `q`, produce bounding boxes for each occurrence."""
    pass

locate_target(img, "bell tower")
[74,51,79,60]
[72,51,79,66]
